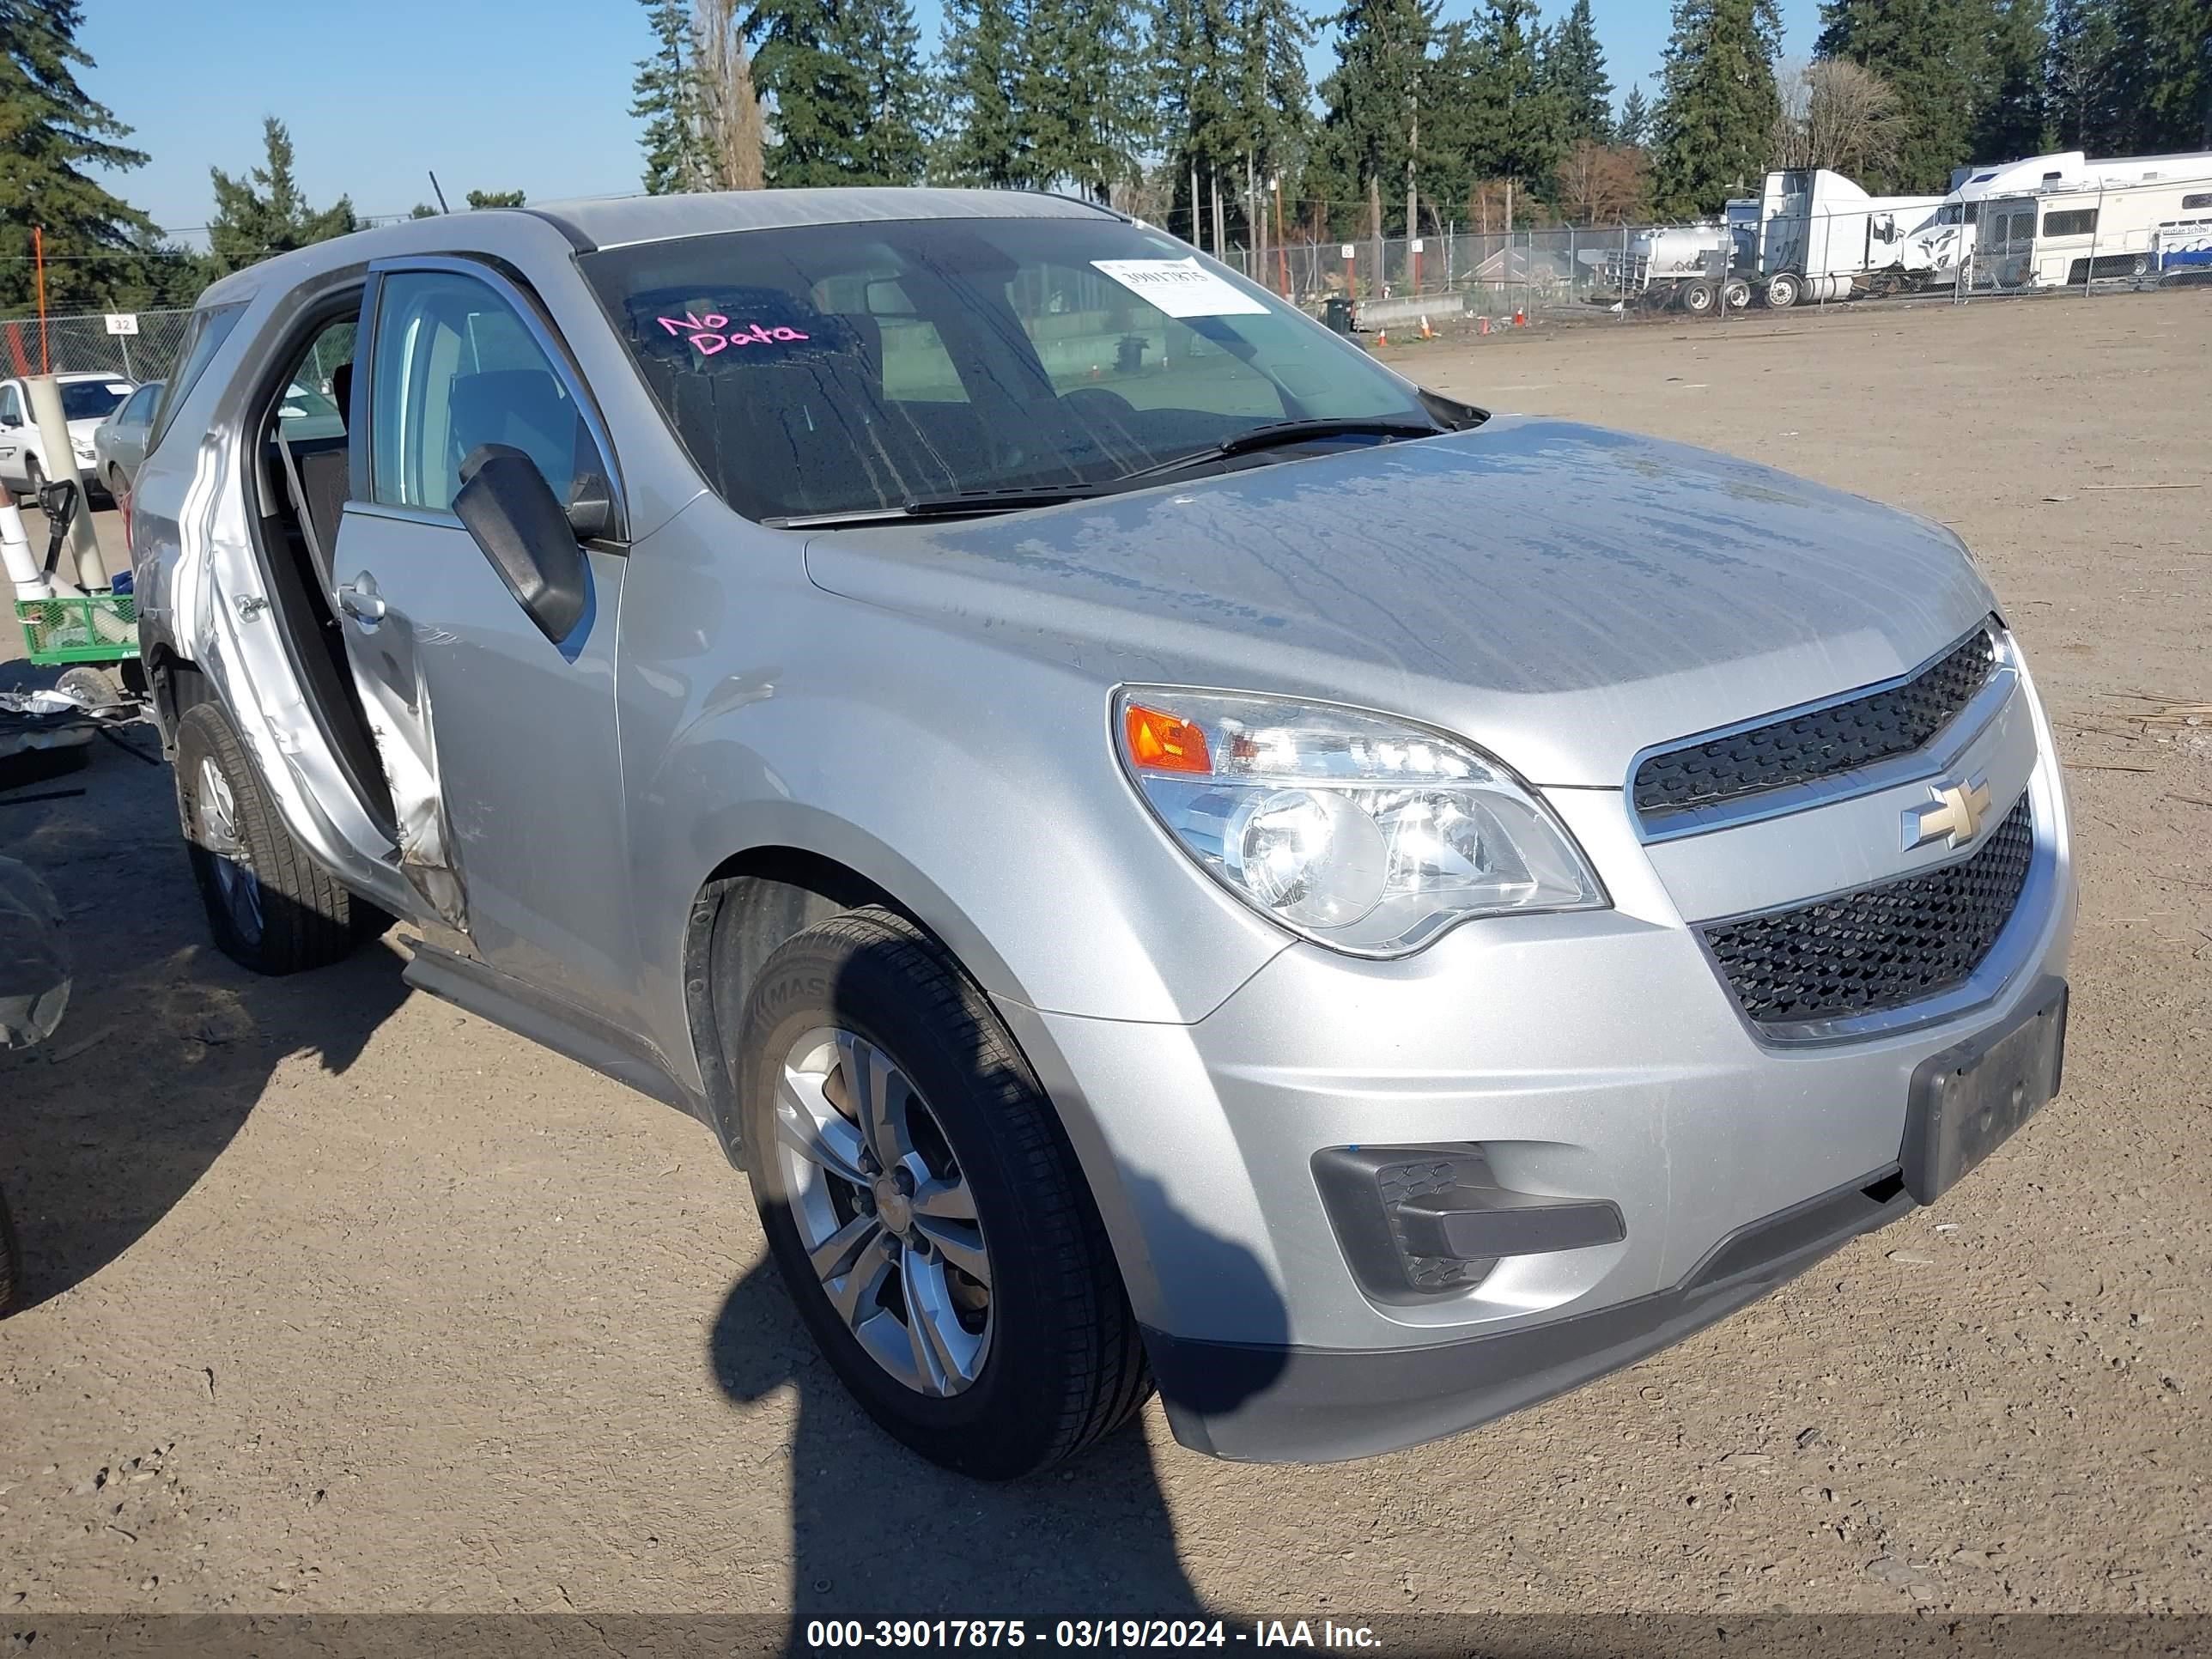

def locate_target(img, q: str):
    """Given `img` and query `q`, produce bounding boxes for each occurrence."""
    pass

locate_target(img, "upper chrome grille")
[1634,627,2000,824]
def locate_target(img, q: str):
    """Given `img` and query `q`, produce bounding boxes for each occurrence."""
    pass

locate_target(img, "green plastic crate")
[14,593,140,665]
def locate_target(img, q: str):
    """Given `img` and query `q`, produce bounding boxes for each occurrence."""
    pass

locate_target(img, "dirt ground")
[2,292,2207,1626]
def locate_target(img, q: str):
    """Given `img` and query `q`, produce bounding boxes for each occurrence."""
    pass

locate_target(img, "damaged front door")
[321,259,634,1008]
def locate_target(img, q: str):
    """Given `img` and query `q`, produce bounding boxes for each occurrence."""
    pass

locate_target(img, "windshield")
[580,215,1433,522]
[62,380,131,422]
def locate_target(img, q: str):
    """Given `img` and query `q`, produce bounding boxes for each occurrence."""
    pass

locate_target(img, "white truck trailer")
[1736,170,1944,307]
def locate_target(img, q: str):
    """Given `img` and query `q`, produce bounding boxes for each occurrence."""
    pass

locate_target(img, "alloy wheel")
[194,756,264,945]
[774,1026,993,1397]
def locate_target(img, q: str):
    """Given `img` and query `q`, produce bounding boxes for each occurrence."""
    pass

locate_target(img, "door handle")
[337,571,386,625]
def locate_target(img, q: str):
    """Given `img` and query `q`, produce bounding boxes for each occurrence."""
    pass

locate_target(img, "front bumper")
[1146,1163,1914,1462]
[997,735,2075,1464]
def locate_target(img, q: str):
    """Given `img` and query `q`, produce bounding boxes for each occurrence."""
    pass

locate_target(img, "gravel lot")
[2,291,2207,1624]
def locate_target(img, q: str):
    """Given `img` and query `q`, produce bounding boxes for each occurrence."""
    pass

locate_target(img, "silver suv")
[131,190,2075,1479]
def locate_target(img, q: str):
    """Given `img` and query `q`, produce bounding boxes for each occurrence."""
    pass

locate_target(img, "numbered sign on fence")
[104,313,140,336]
[1409,239,1425,253]
[1340,245,1356,260]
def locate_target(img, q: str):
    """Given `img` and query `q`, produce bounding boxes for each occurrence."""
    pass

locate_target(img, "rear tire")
[735,905,1150,1479]
[0,1187,19,1316]
[1680,279,1717,315]
[173,700,369,975]
[1723,277,1752,311]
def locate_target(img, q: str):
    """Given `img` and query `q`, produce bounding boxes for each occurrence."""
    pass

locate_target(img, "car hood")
[802,415,1996,787]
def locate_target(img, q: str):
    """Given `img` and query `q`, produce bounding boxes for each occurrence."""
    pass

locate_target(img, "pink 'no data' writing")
[656,313,811,356]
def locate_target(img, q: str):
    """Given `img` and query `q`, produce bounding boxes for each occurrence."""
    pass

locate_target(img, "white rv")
[1901,149,2212,289]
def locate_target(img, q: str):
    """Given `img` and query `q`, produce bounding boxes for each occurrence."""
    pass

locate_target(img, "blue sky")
[83,0,1821,240]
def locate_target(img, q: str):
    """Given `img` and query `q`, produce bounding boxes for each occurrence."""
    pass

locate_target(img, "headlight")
[1115,688,1605,957]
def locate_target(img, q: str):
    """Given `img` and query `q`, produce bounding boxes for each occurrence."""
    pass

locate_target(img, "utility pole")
[1369,173,1385,299]
[1405,94,1419,299]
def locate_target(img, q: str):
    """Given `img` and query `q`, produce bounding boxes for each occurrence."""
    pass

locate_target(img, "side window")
[148,301,248,454]
[123,385,160,423]
[0,385,22,426]
[276,316,354,444]
[2043,208,2097,238]
[369,269,595,513]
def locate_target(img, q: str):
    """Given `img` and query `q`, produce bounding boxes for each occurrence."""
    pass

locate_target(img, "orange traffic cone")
[1375,326,1388,346]
[1513,307,1526,326]
[1479,315,1492,335]
[1419,315,1433,339]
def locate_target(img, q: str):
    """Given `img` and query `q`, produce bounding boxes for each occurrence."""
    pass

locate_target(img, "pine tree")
[2047,0,2123,147]
[1018,0,1152,199]
[465,189,527,209]
[0,0,161,315]
[744,0,927,185]
[1238,0,1316,210]
[851,0,929,183]
[1318,0,1437,236]
[1152,0,1239,238]
[1616,82,1651,145]
[1474,0,1567,196]
[1972,0,2053,159]
[936,0,1027,185]
[1816,0,1992,191]
[1649,0,1780,217]
[206,118,357,276]
[634,0,703,192]
[2097,0,2212,152]
[1547,0,1615,144]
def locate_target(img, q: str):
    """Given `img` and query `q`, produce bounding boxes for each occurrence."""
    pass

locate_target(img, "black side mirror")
[565,471,615,542]
[453,444,588,644]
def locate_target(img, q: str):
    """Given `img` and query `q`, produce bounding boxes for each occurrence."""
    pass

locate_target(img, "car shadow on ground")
[0,709,409,1314]
[707,927,1291,1637]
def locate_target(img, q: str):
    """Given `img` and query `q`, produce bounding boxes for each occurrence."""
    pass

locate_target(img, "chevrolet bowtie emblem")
[1903,774,1992,851]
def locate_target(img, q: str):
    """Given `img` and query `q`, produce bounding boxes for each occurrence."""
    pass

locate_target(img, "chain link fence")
[0,308,196,386]
[1216,198,2209,331]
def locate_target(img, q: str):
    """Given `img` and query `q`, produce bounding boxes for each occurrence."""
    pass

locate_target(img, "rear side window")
[2184,192,2212,210]
[148,301,249,455]
[121,384,161,422]
[2043,209,2098,237]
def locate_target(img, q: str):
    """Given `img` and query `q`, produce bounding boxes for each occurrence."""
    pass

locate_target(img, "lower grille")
[1699,793,2034,1027]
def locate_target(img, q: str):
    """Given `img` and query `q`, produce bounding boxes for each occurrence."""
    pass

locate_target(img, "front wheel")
[173,700,374,975]
[1765,271,1802,310]
[736,906,1149,1479]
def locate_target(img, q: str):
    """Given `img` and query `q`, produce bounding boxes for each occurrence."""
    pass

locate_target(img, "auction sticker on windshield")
[1091,258,1267,319]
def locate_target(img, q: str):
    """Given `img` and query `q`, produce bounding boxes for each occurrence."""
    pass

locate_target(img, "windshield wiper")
[763,485,1117,529]
[1115,416,1445,485]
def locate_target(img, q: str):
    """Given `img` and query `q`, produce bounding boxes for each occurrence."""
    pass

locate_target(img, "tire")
[1722,277,1752,311]
[0,1186,19,1316]
[735,905,1149,1480]
[1765,271,1801,310]
[173,700,368,975]
[55,665,119,709]
[1680,279,1717,314]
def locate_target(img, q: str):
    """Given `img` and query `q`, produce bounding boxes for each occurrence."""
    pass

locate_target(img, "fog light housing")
[1313,1146,1627,1304]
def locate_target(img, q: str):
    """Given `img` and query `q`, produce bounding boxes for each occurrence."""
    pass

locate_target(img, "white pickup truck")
[0,372,137,502]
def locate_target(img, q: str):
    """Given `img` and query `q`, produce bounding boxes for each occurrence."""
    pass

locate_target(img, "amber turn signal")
[1122,702,1213,775]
